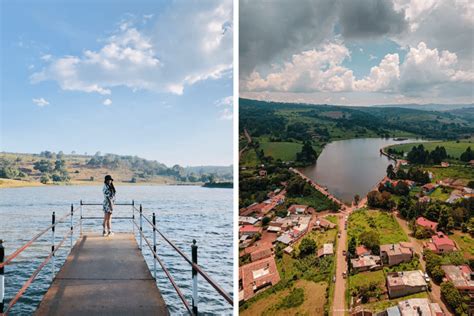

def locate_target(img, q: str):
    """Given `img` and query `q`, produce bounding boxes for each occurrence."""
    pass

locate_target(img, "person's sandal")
[103,230,107,237]
[107,231,114,236]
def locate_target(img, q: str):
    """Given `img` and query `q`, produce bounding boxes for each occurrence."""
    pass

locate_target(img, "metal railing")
[81,201,233,315]
[0,205,79,316]
[0,201,233,316]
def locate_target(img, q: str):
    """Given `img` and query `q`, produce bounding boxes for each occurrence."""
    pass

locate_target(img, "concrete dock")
[35,233,168,316]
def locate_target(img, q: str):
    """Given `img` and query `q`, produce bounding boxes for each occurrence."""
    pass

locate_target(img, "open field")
[348,209,409,244]
[240,279,327,316]
[425,165,474,185]
[0,178,45,188]
[429,186,452,202]
[451,231,474,260]
[349,270,386,297]
[388,139,473,159]
[260,141,303,161]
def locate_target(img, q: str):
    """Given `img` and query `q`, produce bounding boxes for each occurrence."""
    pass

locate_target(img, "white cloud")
[369,54,377,60]
[215,95,233,107]
[355,53,400,92]
[30,1,232,97]
[103,98,112,106]
[32,97,49,107]
[219,108,233,120]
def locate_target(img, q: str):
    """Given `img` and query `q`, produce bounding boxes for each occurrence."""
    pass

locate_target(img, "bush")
[40,174,50,184]
[262,216,271,226]
[299,237,317,257]
[277,287,304,309]
[441,281,468,315]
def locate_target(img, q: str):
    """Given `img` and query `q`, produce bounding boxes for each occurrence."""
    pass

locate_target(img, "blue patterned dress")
[103,184,116,213]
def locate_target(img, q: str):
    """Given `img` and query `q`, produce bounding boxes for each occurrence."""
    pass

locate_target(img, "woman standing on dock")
[102,175,116,236]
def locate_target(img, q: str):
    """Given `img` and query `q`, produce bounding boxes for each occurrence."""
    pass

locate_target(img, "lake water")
[300,138,416,203]
[0,185,233,315]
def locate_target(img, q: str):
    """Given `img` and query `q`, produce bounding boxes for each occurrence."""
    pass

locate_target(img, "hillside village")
[239,119,473,315]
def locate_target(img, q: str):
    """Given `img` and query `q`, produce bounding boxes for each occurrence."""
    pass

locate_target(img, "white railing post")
[153,212,157,280]
[192,239,198,315]
[51,212,55,279]
[139,205,143,250]
[132,200,135,234]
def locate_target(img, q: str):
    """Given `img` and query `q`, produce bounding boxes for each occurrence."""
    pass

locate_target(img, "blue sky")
[1,0,233,166]
[240,0,473,106]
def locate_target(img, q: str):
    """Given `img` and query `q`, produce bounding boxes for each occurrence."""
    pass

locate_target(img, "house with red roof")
[239,256,280,302]
[422,183,438,194]
[415,217,438,233]
[424,232,457,254]
[239,225,262,237]
[441,265,474,294]
[288,204,308,214]
[356,245,371,257]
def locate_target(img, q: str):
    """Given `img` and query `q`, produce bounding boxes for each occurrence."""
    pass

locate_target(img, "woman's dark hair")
[104,175,116,195]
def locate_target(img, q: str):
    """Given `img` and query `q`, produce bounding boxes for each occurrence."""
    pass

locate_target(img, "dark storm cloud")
[239,0,338,76]
[338,0,408,39]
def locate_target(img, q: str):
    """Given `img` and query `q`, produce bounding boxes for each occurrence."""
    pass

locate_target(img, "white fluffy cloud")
[31,1,232,96]
[216,96,233,120]
[243,41,471,96]
[32,97,49,107]
[103,98,112,106]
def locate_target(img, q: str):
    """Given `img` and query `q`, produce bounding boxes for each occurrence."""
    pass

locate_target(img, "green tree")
[262,216,271,226]
[40,174,50,184]
[296,141,317,164]
[460,147,474,162]
[34,160,54,173]
[386,164,396,179]
[348,236,357,257]
[299,237,317,257]
[441,281,468,315]
[359,231,380,254]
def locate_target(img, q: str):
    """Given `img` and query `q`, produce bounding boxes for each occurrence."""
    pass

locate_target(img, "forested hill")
[0,151,233,185]
[239,98,474,141]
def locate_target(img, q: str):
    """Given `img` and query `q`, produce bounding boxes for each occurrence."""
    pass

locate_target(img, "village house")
[386,270,428,298]
[446,190,463,204]
[239,216,258,225]
[241,241,273,257]
[314,217,337,231]
[317,243,334,258]
[440,162,450,168]
[288,204,308,215]
[239,225,262,237]
[397,298,443,316]
[422,183,438,194]
[424,232,457,254]
[415,217,438,233]
[441,265,474,294]
[351,255,381,273]
[258,169,267,177]
[276,233,292,245]
[418,196,431,203]
[356,245,372,257]
[239,256,281,302]
[380,242,414,266]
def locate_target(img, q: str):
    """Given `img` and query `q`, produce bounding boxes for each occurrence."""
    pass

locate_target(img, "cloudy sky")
[240,0,473,106]
[1,0,233,166]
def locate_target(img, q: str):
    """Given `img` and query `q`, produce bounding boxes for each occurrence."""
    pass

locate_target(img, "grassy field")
[451,231,474,260]
[349,270,386,296]
[260,141,303,161]
[425,165,474,185]
[348,209,409,244]
[240,279,327,316]
[240,148,259,167]
[429,186,452,202]
[388,139,473,159]
[292,229,337,257]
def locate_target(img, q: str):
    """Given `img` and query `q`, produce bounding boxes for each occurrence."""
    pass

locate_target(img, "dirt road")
[333,211,349,315]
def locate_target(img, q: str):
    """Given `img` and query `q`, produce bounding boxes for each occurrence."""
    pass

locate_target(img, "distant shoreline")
[0,179,206,189]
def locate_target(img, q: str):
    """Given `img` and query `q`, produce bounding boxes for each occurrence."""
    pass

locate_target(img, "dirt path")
[333,211,349,315]
[394,213,452,316]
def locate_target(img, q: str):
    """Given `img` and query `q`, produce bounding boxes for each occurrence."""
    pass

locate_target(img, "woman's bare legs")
[106,213,112,233]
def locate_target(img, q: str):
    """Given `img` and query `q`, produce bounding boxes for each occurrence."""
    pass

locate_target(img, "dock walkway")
[35,233,168,316]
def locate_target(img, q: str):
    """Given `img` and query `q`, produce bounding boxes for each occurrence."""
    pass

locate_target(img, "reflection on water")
[301,138,416,203]
[0,185,232,315]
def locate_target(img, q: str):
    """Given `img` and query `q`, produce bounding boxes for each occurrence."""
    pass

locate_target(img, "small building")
[380,242,414,266]
[415,217,438,233]
[441,265,474,294]
[351,255,381,273]
[422,183,438,194]
[283,246,293,255]
[239,256,281,301]
[276,234,292,245]
[356,245,371,257]
[424,232,457,254]
[239,225,262,237]
[266,226,281,233]
[440,162,450,168]
[386,270,427,298]
[259,169,267,177]
[317,243,334,258]
[288,204,308,215]
[239,216,259,225]
[250,248,273,262]
[418,196,431,203]
[397,298,443,316]
[314,217,336,230]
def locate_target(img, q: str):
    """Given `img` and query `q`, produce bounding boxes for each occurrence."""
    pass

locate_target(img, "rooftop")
[397,298,443,316]
[239,256,280,301]
[416,217,438,230]
[441,265,474,290]
[380,242,414,256]
[387,270,427,288]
